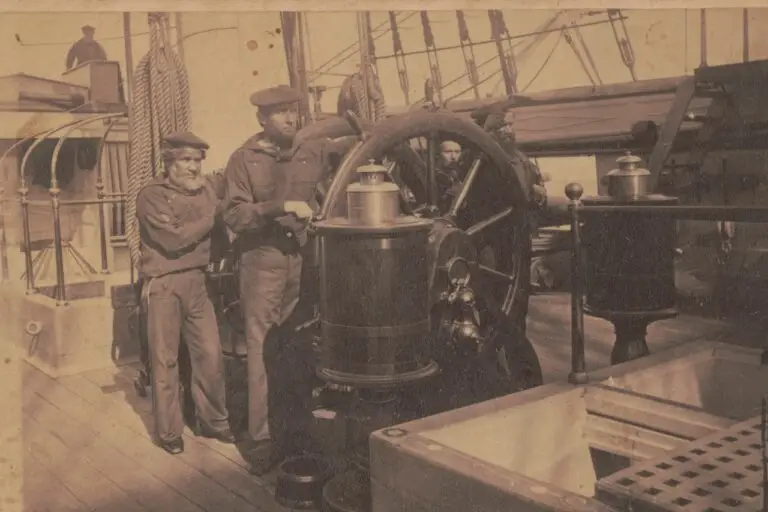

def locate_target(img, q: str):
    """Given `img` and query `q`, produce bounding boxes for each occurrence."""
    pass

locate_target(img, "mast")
[280,12,311,127]
[743,8,749,62]
[357,12,372,119]
[488,10,517,95]
[175,13,186,66]
[123,13,134,104]
[700,9,707,68]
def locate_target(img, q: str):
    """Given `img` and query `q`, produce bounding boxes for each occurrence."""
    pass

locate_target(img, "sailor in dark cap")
[66,24,108,70]
[223,85,356,475]
[135,131,235,455]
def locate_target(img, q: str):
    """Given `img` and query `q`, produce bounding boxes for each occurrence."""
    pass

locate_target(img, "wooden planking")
[84,365,250,470]
[584,386,738,441]
[23,370,204,512]
[586,414,689,462]
[59,366,288,512]
[23,451,90,512]
[22,412,146,512]
[22,364,261,512]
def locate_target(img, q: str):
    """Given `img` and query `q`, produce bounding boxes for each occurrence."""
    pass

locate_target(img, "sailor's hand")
[283,201,314,219]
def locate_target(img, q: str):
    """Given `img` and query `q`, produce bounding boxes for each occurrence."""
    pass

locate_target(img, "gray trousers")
[239,246,302,442]
[145,268,229,443]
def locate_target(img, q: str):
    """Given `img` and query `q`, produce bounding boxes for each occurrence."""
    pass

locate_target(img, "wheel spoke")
[448,155,483,218]
[478,264,515,283]
[385,161,416,215]
[426,132,439,209]
[390,143,428,201]
[466,207,514,237]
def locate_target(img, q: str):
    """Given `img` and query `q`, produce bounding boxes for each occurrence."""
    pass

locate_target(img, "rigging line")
[302,13,315,77]
[488,9,518,95]
[420,11,445,103]
[415,11,565,103]
[562,26,596,86]
[521,31,563,93]
[571,22,602,84]
[491,73,506,96]
[443,68,503,103]
[389,10,411,104]
[310,14,395,74]
[310,12,417,78]
[14,28,173,46]
[457,10,481,99]
[434,51,510,98]
[421,27,548,102]
[684,9,689,73]
[15,25,238,47]
[430,17,559,101]
[376,16,623,60]
[607,9,637,81]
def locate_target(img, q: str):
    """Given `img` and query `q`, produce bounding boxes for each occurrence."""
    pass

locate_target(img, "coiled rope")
[125,12,192,270]
[337,66,386,122]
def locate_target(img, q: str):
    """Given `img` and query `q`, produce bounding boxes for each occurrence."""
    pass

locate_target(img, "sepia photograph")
[2,4,768,511]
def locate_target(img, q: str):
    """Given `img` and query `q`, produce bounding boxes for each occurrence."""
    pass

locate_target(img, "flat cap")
[250,85,300,109]
[81,25,96,32]
[162,131,210,151]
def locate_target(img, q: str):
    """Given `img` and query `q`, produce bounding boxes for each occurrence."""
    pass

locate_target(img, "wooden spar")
[296,12,310,126]
[488,10,516,95]
[175,13,186,66]
[280,12,310,127]
[700,9,707,67]
[442,75,688,113]
[744,8,750,62]
[380,73,718,157]
[357,12,372,119]
[122,13,134,105]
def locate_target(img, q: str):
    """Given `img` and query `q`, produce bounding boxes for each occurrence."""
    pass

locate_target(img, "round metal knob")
[565,182,584,201]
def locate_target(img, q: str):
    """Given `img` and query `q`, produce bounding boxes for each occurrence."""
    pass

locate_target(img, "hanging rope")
[488,10,518,95]
[420,12,444,105]
[336,68,386,122]
[456,11,481,99]
[571,22,603,85]
[337,13,386,122]
[389,11,410,104]
[607,9,637,81]
[562,26,597,86]
[125,12,192,270]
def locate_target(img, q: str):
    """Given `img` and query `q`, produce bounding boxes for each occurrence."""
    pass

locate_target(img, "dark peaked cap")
[162,131,210,151]
[82,25,96,32]
[250,85,300,109]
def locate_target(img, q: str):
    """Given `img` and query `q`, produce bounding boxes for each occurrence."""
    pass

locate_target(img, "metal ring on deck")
[321,319,429,339]
[317,359,439,389]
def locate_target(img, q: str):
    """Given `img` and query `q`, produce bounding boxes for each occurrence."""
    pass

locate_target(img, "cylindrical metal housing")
[346,162,400,225]
[313,217,437,388]
[601,151,652,200]
[582,194,679,316]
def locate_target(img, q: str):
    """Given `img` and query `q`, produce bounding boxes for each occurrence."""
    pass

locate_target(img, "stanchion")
[566,183,589,385]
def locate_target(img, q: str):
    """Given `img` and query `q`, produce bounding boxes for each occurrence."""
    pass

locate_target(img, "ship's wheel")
[315,109,543,405]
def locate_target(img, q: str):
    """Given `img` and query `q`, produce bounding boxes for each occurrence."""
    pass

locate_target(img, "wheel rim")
[318,110,531,319]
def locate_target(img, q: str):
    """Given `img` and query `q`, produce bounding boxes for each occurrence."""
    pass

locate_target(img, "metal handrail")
[17,115,114,293]
[47,113,125,305]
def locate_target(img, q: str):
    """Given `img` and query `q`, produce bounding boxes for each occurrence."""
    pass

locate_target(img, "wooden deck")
[12,292,760,512]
